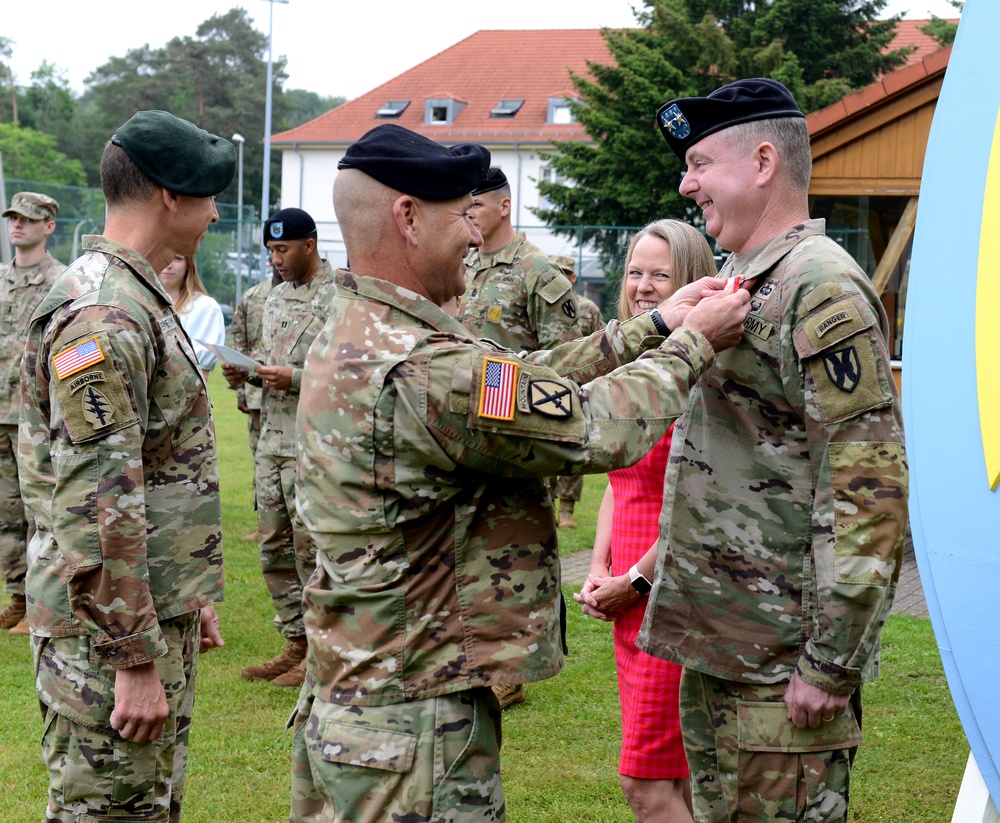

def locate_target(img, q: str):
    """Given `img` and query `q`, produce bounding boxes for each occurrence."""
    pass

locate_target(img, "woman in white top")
[158,254,226,378]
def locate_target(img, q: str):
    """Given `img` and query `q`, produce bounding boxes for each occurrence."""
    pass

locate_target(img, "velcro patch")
[743,315,773,341]
[801,282,845,313]
[529,379,574,418]
[810,334,890,421]
[55,332,138,443]
[478,358,518,420]
[53,337,105,379]
[560,299,577,320]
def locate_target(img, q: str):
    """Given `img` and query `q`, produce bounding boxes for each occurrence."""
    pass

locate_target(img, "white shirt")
[181,292,226,371]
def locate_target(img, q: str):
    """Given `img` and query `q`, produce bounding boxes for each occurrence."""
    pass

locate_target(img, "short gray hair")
[727,117,812,192]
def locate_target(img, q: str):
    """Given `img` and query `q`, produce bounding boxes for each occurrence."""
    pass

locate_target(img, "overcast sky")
[6,0,962,102]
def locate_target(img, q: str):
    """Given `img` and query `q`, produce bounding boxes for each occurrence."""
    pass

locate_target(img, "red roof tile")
[271,30,612,146]
[890,18,958,66]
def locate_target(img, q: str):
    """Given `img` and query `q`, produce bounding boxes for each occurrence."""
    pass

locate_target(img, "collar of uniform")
[337,267,472,337]
[469,230,527,270]
[81,234,170,303]
[726,218,826,281]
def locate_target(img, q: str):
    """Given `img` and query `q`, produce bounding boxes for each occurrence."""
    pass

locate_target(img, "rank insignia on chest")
[487,306,503,323]
[53,337,105,379]
[823,345,860,392]
[478,357,519,420]
[529,379,573,418]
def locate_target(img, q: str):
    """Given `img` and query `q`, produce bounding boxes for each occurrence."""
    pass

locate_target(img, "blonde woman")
[158,254,226,377]
[575,219,717,823]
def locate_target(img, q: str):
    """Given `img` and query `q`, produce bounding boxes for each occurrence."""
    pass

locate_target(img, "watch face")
[630,571,652,595]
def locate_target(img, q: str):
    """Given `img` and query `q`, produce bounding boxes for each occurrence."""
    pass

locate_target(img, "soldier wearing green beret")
[635,79,909,822]
[288,123,751,823]
[17,110,235,822]
[0,193,65,637]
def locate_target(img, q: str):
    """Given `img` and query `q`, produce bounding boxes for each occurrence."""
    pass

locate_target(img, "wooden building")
[806,43,953,387]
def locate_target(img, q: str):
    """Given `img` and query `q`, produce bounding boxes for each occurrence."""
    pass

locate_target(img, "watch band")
[648,309,670,337]
[628,564,652,595]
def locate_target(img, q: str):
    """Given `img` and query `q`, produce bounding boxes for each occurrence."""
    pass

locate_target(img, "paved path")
[561,533,927,618]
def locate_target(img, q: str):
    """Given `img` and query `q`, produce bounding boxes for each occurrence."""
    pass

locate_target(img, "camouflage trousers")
[290,687,506,823]
[255,450,316,638]
[246,407,262,455]
[552,474,583,503]
[35,611,200,822]
[679,670,862,823]
[0,423,29,595]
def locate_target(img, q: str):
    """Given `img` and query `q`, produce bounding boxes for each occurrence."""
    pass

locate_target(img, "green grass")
[0,370,968,822]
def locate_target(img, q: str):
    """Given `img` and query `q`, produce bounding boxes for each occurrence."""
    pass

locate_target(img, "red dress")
[608,429,688,779]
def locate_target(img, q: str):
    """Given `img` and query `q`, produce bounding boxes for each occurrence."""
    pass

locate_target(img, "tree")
[0,123,86,185]
[280,89,346,131]
[536,0,910,269]
[77,8,291,212]
[920,1,963,48]
[0,36,16,123]
[17,63,78,151]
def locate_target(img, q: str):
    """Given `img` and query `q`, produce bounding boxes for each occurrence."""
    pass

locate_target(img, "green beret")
[112,110,236,197]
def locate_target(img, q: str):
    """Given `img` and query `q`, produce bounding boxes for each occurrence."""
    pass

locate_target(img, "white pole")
[232,133,245,303]
[259,0,288,279]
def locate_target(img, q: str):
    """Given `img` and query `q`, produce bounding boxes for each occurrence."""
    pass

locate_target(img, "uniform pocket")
[317,717,417,774]
[737,700,861,753]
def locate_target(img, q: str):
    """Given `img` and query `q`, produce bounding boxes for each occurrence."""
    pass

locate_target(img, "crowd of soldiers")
[0,75,907,823]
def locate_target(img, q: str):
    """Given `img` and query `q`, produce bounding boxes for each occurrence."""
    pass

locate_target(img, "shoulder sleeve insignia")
[529,379,574,418]
[52,336,105,379]
[478,357,519,420]
[822,346,860,392]
[561,299,577,320]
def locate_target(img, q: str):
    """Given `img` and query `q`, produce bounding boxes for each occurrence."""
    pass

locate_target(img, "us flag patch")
[53,337,106,379]
[478,358,518,420]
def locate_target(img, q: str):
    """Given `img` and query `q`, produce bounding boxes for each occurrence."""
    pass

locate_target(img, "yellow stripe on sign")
[976,107,1000,491]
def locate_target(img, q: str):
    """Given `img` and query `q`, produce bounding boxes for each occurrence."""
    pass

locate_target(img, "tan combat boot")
[273,659,307,688]
[558,500,577,529]
[0,594,26,630]
[492,683,526,710]
[241,636,307,681]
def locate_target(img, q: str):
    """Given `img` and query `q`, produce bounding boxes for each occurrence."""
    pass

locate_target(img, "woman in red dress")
[574,219,717,822]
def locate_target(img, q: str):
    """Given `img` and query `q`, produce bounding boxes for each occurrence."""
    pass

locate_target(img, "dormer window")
[425,98,466,125]
[547,97,577,125]
[490,99,524,118]
[376,100,410,118]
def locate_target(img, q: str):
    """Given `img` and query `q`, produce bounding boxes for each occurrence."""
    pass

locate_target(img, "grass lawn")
[0,370,968,821]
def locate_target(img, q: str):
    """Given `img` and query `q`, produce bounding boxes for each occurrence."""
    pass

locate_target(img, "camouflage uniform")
[637,220,909,822]
[290,269,716,822]
[0,250,64,598]
[552,292,604,507]
[18,235,224,822]
[231,278,274,453]
[458,232,579,353]
[255,261,335,639]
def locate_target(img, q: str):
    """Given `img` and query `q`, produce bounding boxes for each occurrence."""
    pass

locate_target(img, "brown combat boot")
[273,659,306,688]
[9,618,30,636]
[0,594,26,630]
[492,683,526,710]
[558,500,577,529]
[241,636,307,681]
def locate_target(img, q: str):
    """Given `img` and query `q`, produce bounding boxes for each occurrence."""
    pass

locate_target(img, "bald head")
[334,169,401,262]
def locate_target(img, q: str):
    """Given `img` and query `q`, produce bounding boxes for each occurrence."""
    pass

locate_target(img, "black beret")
[471,168,508,195]
[111,110,236,197]
[657,78,804,160]
[338,124,491,200]
[263,208,317,244]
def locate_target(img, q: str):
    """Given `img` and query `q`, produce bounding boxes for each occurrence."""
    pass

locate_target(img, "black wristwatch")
[628,565,652,595]
[648,309,670,337]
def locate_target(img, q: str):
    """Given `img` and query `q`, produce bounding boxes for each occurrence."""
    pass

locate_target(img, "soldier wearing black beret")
[639,78,907,822]
[290,128,751,821]
[18,110,234,820]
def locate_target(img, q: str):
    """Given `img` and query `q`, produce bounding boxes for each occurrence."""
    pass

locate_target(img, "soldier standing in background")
[0,192,65,637]
[637,79,909,823]
[223,207,336,690]
[18,110,231,823]
[230,262,283,543]
[549,254,604,529]
[289,122,751,823]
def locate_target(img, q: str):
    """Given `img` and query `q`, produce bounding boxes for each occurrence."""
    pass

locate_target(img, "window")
[538,166,561,211]
[547,97,576,125]
[425,98,466,125]
[375,100,410,118]
[490,99,525,118]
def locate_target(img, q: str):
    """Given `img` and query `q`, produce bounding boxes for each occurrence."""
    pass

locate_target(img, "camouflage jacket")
[459,232,579,352]
[576,294,604,336]
[295,269,716,706]
[231,278,275,412]
[257,261,335,457]
[638,220,908,695]
[18,236,224,668]
[0,251,65,424]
